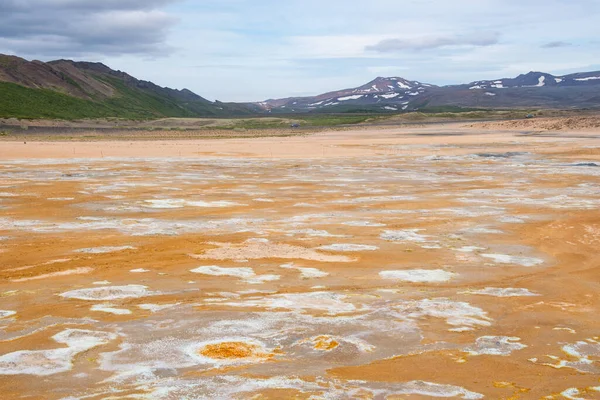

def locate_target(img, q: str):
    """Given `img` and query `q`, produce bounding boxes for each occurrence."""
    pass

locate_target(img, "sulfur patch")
[209,292,358,315]
[190,338,273,365]
[379,269,456,283]
[191,241,354,262]
[0,310,16,319]
[381,229,429,242]
[91,304,132,315]
[74,246,136,254]
[317,244,379,252]
[393,298,492,329]
[60,285,152,301]
[191,265,255,279]
[481,254,544,267]
[464,336,527,356]
[466,287,539,297]
[0,329,116,376]
[11,267,93,282]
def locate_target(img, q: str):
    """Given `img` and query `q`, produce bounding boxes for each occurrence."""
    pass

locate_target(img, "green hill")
[0,54,254,119]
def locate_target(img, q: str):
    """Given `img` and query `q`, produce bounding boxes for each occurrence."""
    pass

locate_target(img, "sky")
[1,0,599,102]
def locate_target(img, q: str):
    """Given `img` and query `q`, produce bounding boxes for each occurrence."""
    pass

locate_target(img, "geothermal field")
[0,123,599,399]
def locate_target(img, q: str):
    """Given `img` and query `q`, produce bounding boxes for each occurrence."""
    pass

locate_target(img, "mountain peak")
[518,71,548,78]
[372,76,398,81]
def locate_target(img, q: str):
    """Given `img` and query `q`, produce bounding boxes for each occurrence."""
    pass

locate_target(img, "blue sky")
[1,0,599,101]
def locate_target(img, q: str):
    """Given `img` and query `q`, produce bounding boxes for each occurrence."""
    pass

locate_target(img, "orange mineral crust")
[0,124,599,399]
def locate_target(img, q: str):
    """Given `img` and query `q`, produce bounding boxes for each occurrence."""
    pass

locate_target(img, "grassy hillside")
[0,82,117,119]
[0,54,258,119]
[92,75,201,118]
[0,80,239,119]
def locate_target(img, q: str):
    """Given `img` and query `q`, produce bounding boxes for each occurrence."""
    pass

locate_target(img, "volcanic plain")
[0,122,599,399]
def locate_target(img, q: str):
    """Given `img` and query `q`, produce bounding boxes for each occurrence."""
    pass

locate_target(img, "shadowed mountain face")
[1,53,600,119]
[0,54,258,119]
[255,72,600,113]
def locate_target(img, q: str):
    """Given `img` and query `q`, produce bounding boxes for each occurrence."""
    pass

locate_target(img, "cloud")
[365,32,500,53]
[0,0,179,57]
[541,41,573,48]
[0,0,176,13]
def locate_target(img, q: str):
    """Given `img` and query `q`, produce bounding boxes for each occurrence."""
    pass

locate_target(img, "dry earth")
[0,123,599,399]
[468,117,600,132]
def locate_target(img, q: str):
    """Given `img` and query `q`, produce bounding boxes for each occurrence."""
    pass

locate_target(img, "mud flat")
[0,123,599,399]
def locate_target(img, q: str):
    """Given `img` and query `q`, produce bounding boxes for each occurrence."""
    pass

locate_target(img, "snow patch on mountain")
[338,95,364,101]
[536,76,546,86]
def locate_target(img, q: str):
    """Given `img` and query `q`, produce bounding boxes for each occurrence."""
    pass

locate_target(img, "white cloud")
[366,32,500,52]
[284,35,386,59]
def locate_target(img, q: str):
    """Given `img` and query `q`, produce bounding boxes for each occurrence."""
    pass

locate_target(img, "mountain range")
[257,71,600,113]
[1,53,599,119]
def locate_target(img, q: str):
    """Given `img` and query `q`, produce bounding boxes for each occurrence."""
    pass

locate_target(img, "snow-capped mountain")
[257,77,435,112]
[465,71,600,90]
[255,71,600,112]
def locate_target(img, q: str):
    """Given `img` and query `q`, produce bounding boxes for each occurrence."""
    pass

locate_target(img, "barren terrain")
[0,122,599,399]
[468,116,600,132]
